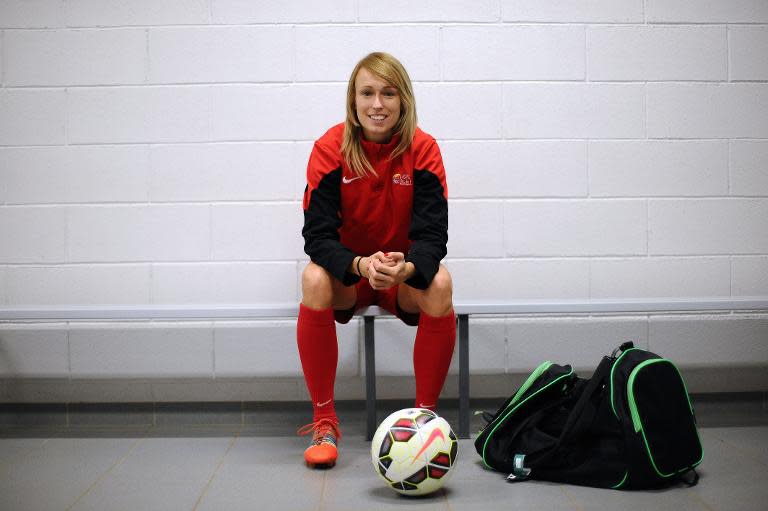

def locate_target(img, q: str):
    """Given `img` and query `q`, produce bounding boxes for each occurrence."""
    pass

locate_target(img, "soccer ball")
[371,408,458,496]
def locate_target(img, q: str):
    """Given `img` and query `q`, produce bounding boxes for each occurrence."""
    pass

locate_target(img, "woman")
[297,52,455,468]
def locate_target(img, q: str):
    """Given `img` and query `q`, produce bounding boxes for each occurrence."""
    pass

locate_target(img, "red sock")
[297,304,338,422]
[413,310,456,411]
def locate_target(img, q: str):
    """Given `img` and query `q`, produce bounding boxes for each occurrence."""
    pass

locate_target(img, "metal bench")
[2,297,767,440]
[0,304,470,438]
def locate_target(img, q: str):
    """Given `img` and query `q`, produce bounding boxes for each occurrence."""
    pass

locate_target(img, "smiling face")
[354,67,401,143]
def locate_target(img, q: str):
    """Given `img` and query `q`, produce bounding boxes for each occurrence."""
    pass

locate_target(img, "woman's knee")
[301,263,334,308]
[420,266,453,316]
[429,266,453,299]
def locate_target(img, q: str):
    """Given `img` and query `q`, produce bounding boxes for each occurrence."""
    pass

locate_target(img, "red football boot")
[298,418,342,468]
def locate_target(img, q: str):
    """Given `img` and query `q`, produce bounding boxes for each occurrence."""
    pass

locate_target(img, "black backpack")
[474,342,703,489]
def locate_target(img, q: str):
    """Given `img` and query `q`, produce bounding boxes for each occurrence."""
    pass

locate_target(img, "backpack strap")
[557,356,614,443]
[527,356,614,470]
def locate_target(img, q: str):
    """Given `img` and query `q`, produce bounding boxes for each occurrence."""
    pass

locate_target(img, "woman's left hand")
[367,252,414,290]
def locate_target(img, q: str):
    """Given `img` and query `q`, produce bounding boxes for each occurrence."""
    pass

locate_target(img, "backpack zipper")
[609,348,643,419]
[509,361,553,409]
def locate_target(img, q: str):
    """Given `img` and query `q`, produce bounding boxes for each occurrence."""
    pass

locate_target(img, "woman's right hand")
[365,251,397,290]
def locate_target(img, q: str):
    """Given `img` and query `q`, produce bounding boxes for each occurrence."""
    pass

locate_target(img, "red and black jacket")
[302,123,448,290]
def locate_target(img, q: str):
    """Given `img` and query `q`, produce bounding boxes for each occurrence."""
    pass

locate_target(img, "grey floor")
[1,398,767,511]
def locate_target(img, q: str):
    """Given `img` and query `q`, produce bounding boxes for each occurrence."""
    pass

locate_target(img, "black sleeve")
[302,168,361,286]
[405,169,448,290]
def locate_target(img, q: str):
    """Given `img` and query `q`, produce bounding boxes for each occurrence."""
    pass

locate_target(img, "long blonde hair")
[341,52,417,177]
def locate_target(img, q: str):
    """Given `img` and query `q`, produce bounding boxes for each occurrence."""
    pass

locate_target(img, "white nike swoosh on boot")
[317,399,332,407]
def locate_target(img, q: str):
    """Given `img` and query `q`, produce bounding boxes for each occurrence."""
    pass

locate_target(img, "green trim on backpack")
[627,359,704,478]
[611,471,628,489]
[609,347,643,419]
[481,366,574,469]
[510,361,552,408]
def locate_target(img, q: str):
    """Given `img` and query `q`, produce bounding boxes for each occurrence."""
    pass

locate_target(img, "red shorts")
[334,279,420,326]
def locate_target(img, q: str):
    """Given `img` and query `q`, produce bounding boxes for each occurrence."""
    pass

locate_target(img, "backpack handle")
[611,341,635,359]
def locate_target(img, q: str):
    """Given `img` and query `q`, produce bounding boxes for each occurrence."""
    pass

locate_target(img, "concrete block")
[0,146,150,204]
[0,89,66,146]
[417,83,502,140]
[649,314,768,368]
[152,262,298,304]
[732,256,768,296]
[648,83,768,139]
[447,200,505,258]
[731,141,768,196]
[211,203,304,260]
[443,25,584,81]
[149,143,294,201]
[211,84,345,142]
[370,317,418,377]
[589,141,728,197]
[0,379,76,402]
[446,258,590,301]
[647,0,768,23]
[0,268,6,304]
[212,0,355,23]
[0,324,69,378]
[503,200,647,256]
[294,141,314,201]
[62,380,154,403]
[504,0,643,22]
[590,257,731,299]
[149,27,293,84]
[68,87,211,144]
[503,84,645,139]
[296,260,307,303]
[4,28,145,86]
[649,199,768,255]
[295,26,439,82]
[0,206,68,263]
[0,1,64,28]
[68,205,210,262]
[5,264,151,306]
[215,321,294,378]
[214,319,358,378]
[506,316,648,373]
[360,0,497,21]
[463,318,506,375]
[588,26,726,81]
[442,141,587,199]
[730,26,768,81]
[65,0,209,26]
[679,366,768,393]
[69,322,214,378]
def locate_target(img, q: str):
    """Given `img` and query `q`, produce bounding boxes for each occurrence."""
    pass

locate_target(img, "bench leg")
[458,314,469,439]
[364,316,376,441]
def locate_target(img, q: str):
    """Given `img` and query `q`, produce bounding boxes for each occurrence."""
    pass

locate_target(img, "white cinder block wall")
[1,0,767,402]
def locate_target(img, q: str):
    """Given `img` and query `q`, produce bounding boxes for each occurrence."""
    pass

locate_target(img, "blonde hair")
[341,52,417,177]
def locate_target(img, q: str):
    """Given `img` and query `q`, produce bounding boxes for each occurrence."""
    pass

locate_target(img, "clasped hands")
[359,251,414,290]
